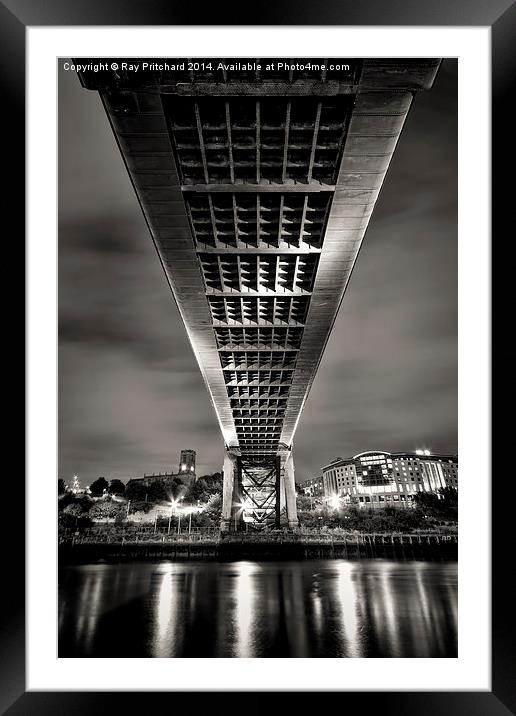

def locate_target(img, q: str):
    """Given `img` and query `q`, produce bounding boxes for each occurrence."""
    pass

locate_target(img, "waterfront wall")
[59,532,457,562]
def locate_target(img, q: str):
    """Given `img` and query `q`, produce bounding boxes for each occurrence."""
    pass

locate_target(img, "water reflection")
[153,565,178,657]
[59,559,457,658]
[336,562,362,657]
[233,562,257,657]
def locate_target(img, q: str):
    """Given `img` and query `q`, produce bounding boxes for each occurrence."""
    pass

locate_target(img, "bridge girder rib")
[78,58,440,463]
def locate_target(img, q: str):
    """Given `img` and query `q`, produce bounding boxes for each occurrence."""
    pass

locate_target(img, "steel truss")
[235,455,281,529]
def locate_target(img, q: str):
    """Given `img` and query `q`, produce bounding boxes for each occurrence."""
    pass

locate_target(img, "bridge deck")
[79,58,439,459]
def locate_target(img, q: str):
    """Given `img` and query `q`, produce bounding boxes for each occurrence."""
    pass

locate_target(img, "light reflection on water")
[59,559,457,658]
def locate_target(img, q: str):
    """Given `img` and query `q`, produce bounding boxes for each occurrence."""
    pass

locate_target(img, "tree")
[58,479,67,495]
[75,494,93,512]
[129,500,154,514]
[439,486,458,507]
[109,479,126,496]
[188,477,210,502]
[202,493,222,524]
[413,488,457,522]
[90,501,126,521]
[63,503,83,519]
[296,495,313,511]
[58,492,76,510]
[413,491,441,516]
[168,477,186,500]
[89,477,110,497]
[58,493,92,512]
[125,480,147,502]
[184,472,223,504]
[147,481,169,503]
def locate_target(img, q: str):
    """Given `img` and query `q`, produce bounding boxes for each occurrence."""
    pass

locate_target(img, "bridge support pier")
[282,450,299,529]
[220,447,298,532]
[221,450,240,532]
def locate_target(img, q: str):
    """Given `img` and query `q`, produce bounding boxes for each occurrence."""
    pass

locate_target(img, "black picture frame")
[8,0,512,713]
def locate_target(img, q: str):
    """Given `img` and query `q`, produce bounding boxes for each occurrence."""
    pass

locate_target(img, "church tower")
[178,449,196,480]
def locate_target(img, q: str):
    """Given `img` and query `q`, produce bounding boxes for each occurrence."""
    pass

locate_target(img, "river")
[58,559,457,657]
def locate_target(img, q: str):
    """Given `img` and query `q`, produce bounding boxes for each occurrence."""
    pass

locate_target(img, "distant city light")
[424,449,431,456]
[416,449,424,455]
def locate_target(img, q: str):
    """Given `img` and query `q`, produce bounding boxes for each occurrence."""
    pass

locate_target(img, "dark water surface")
[59,559,457,657]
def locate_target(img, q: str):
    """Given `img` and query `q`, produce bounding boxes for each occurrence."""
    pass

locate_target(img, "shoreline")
[59,532,457,563]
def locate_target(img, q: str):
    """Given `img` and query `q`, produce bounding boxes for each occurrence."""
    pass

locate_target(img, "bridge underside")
[78,58,440,530]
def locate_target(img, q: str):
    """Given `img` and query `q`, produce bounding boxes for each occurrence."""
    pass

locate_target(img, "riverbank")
[59,532,457,562]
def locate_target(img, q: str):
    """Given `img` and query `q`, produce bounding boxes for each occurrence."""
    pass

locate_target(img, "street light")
[168,498,178,535]
[175,496,185,534]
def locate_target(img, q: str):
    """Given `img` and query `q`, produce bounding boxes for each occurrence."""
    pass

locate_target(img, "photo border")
[7,0,511,712]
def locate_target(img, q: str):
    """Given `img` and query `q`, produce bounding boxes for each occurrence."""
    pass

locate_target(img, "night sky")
[58,59,457,485]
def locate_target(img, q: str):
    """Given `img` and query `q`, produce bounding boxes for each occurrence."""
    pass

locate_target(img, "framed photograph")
[8,0,510,712]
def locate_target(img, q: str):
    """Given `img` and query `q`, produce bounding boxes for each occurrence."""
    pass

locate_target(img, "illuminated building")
[127,449,197,489]
[322,450,458,508]
[177,449,196,476]
[298,476,325,497]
